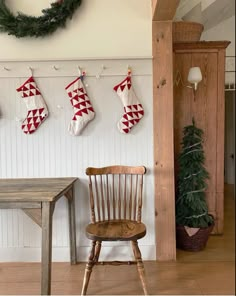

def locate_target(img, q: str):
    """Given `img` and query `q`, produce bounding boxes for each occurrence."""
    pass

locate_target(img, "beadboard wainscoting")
[0,59,155,262]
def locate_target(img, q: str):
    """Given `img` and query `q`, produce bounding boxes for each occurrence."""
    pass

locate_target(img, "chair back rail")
[86,166,146,223]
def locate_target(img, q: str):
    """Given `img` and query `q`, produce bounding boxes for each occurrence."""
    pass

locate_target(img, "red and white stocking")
[114,75,144,134]
[65,77,95,136]
[16,76,48,134]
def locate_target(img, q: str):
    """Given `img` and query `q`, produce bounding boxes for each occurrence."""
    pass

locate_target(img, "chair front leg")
[131,240,148,295]
[94,241,102,263]
[81,241,97,295]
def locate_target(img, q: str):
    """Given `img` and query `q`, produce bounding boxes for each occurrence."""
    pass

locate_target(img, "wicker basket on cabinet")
[173,21,204,42]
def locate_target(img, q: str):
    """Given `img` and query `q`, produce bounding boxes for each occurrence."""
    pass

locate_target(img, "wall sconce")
[175,66,203,100]
[187,67,202,91]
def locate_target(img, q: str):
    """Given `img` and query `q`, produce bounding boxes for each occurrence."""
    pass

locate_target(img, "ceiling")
[175,0,235,31]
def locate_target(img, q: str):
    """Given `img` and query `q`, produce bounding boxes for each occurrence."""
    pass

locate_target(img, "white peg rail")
[0,58,152,78]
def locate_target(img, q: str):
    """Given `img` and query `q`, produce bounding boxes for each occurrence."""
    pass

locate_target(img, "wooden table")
[0,177,78,295]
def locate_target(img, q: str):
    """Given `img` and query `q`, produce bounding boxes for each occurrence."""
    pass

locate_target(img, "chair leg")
[131,241,148,295]
[81,241,97,295]
[94,241,102,262]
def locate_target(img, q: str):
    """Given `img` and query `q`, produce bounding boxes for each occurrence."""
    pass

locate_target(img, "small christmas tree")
[176,119,213,228]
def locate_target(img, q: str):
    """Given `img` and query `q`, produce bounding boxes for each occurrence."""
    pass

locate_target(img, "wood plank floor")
[0,185,235,295]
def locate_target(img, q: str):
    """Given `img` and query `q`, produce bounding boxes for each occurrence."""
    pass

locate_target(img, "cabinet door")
[174,52,220,233]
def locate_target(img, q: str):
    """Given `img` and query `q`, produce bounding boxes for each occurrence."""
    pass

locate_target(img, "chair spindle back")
[86,166,146,223]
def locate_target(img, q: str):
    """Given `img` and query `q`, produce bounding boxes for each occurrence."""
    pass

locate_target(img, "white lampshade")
[187,67,202,90]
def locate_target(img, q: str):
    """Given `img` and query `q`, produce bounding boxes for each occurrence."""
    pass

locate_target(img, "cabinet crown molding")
[174,41,231,51]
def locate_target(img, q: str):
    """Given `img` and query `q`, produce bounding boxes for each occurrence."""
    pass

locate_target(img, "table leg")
[41,201,53,295]
[66,186,77,264]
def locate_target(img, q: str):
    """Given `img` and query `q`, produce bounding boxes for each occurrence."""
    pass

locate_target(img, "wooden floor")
[0,185,235,295]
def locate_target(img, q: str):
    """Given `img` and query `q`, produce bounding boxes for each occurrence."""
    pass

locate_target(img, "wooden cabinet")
[173,41,230,234]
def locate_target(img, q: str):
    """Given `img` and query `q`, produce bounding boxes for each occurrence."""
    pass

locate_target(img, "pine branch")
[0,0,82,38]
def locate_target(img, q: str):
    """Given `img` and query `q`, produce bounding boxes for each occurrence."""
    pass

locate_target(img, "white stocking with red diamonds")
[65,77,95,136]
[16,76,48,134]
[114,75,144,134]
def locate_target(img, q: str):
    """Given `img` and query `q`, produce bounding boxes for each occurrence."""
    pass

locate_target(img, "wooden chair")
[81,165,148,295]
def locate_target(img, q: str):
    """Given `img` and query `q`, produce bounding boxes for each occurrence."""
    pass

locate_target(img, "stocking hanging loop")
[28,67,33,77]
[127,65,132,76]
[78,66,86,79]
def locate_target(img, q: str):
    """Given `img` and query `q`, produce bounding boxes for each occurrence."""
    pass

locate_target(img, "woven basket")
[173,21,204,42]
[176,222,214,251]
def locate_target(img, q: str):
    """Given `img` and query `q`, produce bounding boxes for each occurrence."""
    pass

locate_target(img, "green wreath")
[0,0,82,38]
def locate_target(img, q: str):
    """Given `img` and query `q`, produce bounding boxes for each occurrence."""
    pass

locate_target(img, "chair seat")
[85,220,146,241]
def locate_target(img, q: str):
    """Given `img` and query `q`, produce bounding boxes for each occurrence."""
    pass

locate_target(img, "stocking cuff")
[65,77,82,91]
[16,76,42,98]
[16,76,35,92]
[113,75,131,92]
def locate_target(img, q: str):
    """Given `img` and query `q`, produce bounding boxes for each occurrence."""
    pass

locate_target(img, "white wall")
[201,15,235,56]
[0,0,152,60]
[175,0,216,20]
[0,59,155,262]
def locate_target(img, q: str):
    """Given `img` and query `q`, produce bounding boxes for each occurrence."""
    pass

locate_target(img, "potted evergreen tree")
[176,119,214,251]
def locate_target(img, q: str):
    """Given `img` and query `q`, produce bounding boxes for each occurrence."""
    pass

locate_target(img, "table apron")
[0,202,42,209]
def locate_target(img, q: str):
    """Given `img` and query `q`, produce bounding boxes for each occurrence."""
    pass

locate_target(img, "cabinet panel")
[174,53,192,160]
[174,51,220,233]
[192,53,218,221]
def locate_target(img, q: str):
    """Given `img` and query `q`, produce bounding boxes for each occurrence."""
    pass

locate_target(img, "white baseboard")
[0,245,156,262]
